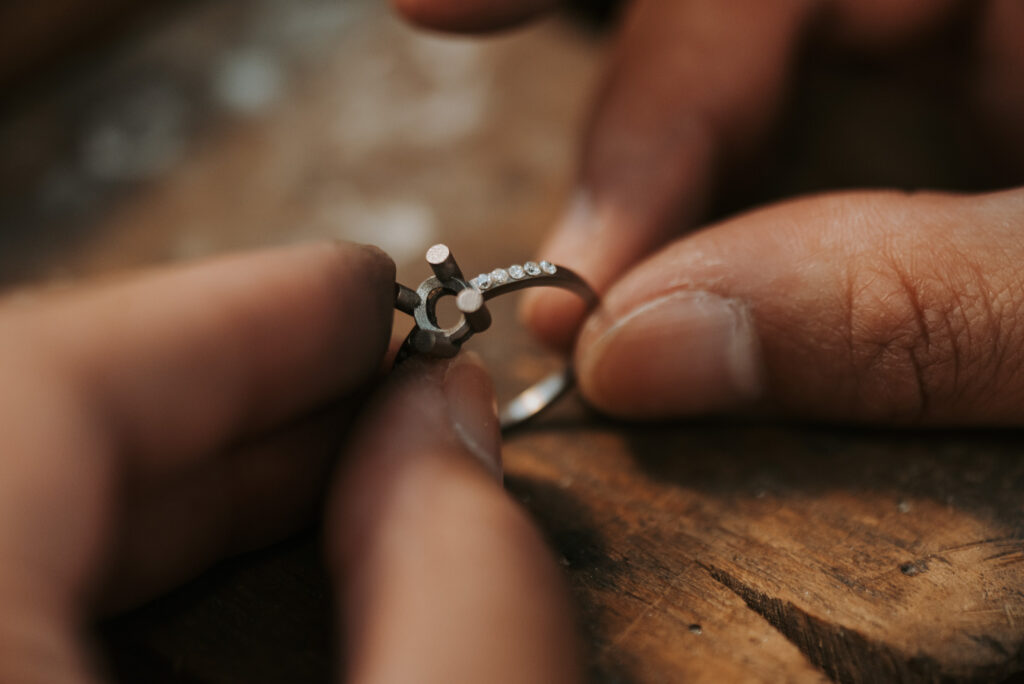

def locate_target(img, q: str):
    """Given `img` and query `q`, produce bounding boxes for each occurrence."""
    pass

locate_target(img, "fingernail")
[522,193,600,324]
[537,190,614,276]
[520,190,608,350]
[577,290,764,416]
[442,353,502,481]
[553,190,607,241]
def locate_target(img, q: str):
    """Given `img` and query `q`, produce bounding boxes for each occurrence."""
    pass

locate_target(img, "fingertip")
[442,352,502,481]
[825,0,960,49]
[339,352,502,497]
[346,241,396,274]
[520,192,614,351]
[519,288,588,352]
[325,240,397,365]
[391,0,465,30]
[574,289,765,419]
[572,307,617,412]
[391,0,557,33]
[291,242,397,355]
[282,240,395,326]
[332,240,396,300]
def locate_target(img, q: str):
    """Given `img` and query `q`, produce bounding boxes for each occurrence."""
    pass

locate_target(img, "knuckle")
[843,244,1021,421]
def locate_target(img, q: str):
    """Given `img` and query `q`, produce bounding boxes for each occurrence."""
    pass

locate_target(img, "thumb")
[327,353,582,683]
[575,188,1024,424]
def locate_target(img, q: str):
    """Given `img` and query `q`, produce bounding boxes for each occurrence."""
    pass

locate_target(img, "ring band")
[393,244,598,430]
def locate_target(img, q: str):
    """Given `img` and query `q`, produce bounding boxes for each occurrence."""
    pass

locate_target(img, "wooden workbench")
[2,1,1021,681]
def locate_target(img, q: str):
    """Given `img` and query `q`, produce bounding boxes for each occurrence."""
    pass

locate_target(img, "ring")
[393,244,598,430]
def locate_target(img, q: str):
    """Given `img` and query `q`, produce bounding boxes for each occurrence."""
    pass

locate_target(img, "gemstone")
[475,272,492,290]
[509,264,526,279]
[490,268,509,285]
[539,260,557,275]
[524,261,541,276]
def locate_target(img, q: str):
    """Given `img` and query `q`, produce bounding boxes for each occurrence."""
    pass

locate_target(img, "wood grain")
[505,422,1024,682]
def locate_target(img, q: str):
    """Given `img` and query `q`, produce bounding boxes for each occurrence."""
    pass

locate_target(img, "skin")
[0,242,581,683]
[394,0,1024,424]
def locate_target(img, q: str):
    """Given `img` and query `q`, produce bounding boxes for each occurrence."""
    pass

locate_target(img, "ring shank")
[499,367,574,430]
[481,266,595,429]
[478,270,598,307]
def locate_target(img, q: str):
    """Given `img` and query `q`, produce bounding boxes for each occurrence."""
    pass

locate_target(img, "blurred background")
[1,0,1013,294]
[0,0,607,290]
[0,0,620,406]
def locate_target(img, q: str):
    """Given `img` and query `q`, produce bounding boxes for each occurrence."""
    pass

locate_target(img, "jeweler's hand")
[395,1,1024,424]
[0,242,580,682]
[573,188,1024,423]
[395,0,1024,350]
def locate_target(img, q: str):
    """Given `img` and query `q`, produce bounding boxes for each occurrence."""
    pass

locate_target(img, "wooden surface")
[2,1,1023,681]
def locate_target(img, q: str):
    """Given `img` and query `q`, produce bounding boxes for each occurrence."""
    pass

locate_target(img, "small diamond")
[475,272,492,290]
[509,264,526,279]
[524,261,541,276]
[490,268,509,285]
[539,260,557,275]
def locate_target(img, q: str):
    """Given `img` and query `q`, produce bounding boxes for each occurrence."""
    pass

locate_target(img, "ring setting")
[393,244,597,429]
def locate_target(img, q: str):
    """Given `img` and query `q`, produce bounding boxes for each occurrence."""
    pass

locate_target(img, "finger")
[391,0,560,33]
[327,354,582,683]
[0,243,394,678]
[0,562,97,684]
[0,241,395,475]
[574,188,1024,424]
[94,398,358,612]
[0,241,392,617]
[522,0,815,350]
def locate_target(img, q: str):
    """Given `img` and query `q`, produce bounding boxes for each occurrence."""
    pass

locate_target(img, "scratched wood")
[506,421,1024,683]
[3,1,1023,682]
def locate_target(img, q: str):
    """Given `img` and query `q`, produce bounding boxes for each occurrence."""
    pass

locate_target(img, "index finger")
[0,241,395,472]
[522,0,813,350]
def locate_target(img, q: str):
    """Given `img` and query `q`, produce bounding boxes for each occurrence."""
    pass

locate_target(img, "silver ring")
[393,244,598,430]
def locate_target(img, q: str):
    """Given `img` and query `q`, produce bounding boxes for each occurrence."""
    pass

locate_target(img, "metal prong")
[412,328,459,358]
[425,244,464,282]
[456,288,491,333]
[395,283,420,315]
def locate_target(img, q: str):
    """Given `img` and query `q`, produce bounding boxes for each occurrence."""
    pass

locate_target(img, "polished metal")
[394,244,598,430]
[425,243,464,282]
[456,288,492,333]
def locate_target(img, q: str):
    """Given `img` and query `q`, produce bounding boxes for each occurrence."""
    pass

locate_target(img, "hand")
[0,242,580,682]
[395,0,1024,424]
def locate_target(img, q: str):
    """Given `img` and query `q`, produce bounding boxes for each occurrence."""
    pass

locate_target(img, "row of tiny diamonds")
[472,260,557,291]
